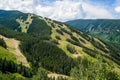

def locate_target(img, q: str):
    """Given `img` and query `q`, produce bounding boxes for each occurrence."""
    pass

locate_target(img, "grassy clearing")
[0,35,30,67]
[16,14,33,33]
[0,47,16,63]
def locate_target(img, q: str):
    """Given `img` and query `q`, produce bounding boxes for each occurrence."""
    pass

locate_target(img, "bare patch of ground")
[48,73,69,80]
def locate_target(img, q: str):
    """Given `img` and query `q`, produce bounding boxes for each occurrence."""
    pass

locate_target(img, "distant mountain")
[66,19,120,49]
[0,10,120,80]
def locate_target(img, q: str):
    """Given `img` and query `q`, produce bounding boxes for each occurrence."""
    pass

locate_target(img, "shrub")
[0,38,7,49]
[67,44,77,54]
[55,36,61,40]
[66,39,84,48]
[56,29,64,35]
[51,23,55,28]
[51,39,59,44]
[79,38,86,44]
[61,28,72,35]
[70,35,79,42]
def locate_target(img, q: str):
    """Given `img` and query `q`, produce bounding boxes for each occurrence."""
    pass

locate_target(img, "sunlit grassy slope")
[0,35,30,67]
[41,17,120,75]
[0,46,16,63]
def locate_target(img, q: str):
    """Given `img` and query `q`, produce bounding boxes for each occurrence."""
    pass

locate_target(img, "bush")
[70,35,79,42]
[67,44,77,54]
[66,38,84,48]
[79,38,86,44]
[55,36,61,40]
[56,29,64,35]
[51,23,55,28]
[0,38,7,49]
[61,28,72,35]
[51,39,59,44]
[83,47,98,57]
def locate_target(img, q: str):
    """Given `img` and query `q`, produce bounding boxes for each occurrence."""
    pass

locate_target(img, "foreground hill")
[66,19,120,49]
[0,10,120,80]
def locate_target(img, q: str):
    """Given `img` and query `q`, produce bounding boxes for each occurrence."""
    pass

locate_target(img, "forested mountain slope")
[0,10,120,80]
[66,19,120,49]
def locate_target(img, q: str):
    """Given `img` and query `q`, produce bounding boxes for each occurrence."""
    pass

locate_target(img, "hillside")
[0,46,16,63]
[66,19,120,49]
[0,35,32,79]
[0,10,120,80]
[0,35,29,67]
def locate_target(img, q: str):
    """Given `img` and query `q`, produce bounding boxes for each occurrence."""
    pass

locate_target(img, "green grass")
[13,73,25,78]
[16,14,33,33]
[0,46,16,63]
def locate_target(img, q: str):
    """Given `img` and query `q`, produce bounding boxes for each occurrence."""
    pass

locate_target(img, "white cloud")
[0,0,35,12]
[0,0,114,21]
[35,5,53,17]
[82,3,113,19]
[115,6,120,13]
[47,0,84,21]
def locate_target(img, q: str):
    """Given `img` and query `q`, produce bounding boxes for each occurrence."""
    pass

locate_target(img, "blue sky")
[88,0,115,5]
[0,0,120,21]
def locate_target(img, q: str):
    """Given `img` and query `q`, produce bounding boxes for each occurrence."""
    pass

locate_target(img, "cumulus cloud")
[82,3,113,19]
[0,0,114,21]
[47,0,84,21]
[0,0,35,13]
[115,6,120,13]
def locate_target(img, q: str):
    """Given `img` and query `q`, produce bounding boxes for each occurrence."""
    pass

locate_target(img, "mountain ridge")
[66,19,120,49]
